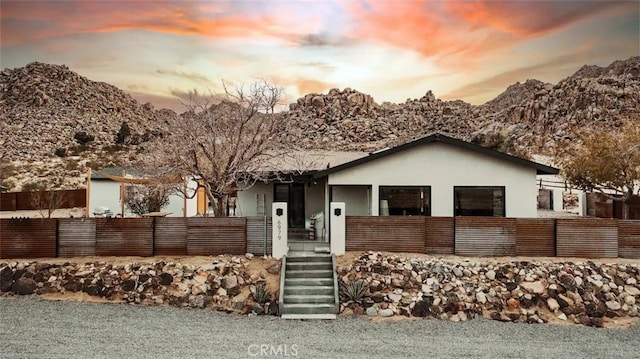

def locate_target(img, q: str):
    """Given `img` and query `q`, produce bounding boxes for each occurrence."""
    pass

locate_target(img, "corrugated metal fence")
[346,216,425,253]
[246,216,272,256]
[2,217,640,259]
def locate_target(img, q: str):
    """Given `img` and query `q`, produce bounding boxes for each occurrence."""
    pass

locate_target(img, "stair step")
[282,303,337,315]
[283,294,335,304]
[286,269,334,278]
[286,254,332,263]
[285,278,334,287]
[284,285,334,296]
[286,262,332,271]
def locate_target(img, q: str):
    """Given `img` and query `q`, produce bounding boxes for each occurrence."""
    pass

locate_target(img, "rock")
[485,270,496,280]
[366,306,378,316]
[557,313,567,321]
[245,253,254,259]
[159,272,173,285]
[121,279,136,292]
[12,277,37,295]
[520,281,545,295]
[624,285,640,296]
[476,292,487,304]
[353,306,365,315]
[379,308,394,317]
[605,300,621,311]
[1,266,13,292]
[547,298,560,311]
[387,293,402,302]
[223,275,238,290]
[624,296,635,306]
[411,300,431,317]
[266,263,281,275]
[452,268,463,277]
[507,298,520,310]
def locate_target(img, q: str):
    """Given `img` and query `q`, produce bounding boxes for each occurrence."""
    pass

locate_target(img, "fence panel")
[95,218,154,257]
[0,192,17,211]
[187,218,247,256]
[516,218,556,256]
[0,219,57,258]
[58,218,96,257]
[556,219,618,258]
[455,217,517,256]
[345,216,425,253]
[246,217,272,256]
[154,217,188,256]
[425,217,454,254]
[618,220,640,259]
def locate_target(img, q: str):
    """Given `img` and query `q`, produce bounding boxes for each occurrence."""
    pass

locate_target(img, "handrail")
[278,255,287,316]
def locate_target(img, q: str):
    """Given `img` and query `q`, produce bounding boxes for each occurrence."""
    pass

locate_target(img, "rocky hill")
[1,57,639,191]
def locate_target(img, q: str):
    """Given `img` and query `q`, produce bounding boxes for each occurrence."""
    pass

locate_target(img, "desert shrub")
[21,181,44,192]
[252,282,271,304]
[115,122,131,144]
[339,279,366,303]
[74,131,95,145]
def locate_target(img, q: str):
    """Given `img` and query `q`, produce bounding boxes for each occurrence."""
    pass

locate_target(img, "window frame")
[378,185,432,216]
[453,186,506,217]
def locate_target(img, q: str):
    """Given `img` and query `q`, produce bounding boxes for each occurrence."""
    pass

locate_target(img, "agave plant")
[339,279,366,303]
[252,282,271,304]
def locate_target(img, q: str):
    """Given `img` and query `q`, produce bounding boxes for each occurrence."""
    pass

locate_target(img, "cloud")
[156,69,213,86]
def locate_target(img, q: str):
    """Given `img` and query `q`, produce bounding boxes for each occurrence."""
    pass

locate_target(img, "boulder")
[12,277,37,295]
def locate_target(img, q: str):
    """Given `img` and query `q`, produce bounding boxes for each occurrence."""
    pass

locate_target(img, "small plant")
[339,279,366,303]
[252,282,271,304]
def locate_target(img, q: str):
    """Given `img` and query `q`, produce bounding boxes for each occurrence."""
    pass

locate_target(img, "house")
[237,133,559,238]
[87,167,199,217]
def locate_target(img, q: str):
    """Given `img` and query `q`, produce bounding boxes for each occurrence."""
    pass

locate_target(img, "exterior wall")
[89,180,128,217]
[89,179,198,217]
[305,179,325,217]
[236,182,273,217]
[327,142,538,218]
[331,185,370,215]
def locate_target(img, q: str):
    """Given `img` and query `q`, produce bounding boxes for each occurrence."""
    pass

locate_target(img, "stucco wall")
[89,179,198,217]
[327,142,538,218]
[236,182,273,217]
[331,185,370,215]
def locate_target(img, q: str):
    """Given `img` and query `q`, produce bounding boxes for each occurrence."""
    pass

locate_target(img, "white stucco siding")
[305,179,325,216]
[88,180,132,217]
[237,182,274,217]
[331,185,370,215]
[327,142,538,217]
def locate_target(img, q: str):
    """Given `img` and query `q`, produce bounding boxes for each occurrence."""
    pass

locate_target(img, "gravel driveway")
[1,297,638,359]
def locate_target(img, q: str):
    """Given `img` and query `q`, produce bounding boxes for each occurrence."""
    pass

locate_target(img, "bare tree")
[144,81,297,216]
[125,184,172,216]
[558,122,640,219]
[30,187,68,219]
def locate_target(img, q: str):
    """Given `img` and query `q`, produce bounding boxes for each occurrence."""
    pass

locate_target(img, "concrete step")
[282,303,337,315]
[286,262,332,271]
[284,285,334,296]
[283,294,335,304]
[286,254,332,263]
[288,241,330,252]
[286,269,334,279]
[285,278,334,287]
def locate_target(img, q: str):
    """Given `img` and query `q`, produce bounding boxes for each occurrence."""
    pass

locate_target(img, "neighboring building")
[238,133,559,237]
[88,167,198,217]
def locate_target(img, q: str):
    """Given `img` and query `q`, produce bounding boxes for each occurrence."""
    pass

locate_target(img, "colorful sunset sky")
[2,0,639,112]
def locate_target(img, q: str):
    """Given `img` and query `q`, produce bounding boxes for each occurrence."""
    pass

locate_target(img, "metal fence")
[1,217,639,259]
[1,189,86,211]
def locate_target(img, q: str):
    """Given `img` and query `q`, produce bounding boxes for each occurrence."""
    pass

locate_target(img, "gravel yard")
[1,297,638,359]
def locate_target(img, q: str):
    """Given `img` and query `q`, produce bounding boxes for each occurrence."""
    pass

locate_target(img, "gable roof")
[313,133,559,178]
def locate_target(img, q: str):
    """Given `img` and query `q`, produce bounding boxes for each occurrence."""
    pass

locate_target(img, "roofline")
[313,133,560,178]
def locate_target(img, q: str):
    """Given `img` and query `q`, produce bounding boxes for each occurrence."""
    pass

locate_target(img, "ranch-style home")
[237,133,559,239]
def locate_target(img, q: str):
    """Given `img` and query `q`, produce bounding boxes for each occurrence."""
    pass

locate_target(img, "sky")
[1,0,639,112]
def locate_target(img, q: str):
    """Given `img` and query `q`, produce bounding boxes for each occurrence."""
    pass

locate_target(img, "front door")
[274,183,305,228]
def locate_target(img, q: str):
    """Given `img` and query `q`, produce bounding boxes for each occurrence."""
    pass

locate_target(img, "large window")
[454,186,505,217]
[379,186,431,216]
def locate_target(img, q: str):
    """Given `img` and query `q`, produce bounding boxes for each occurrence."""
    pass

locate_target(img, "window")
[379,186,431,216]
[454,186,505,217]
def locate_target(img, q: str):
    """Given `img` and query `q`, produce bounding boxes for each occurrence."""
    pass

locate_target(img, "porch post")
[371,184,380,216]
[330,202,346,255]
[272,202,288,259]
